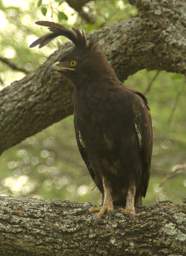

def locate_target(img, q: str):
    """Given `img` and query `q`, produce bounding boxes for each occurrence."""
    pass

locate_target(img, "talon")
[88,207,100,213]
[96,208,106,219]
[120,207,136,216]
[96,206,113,218]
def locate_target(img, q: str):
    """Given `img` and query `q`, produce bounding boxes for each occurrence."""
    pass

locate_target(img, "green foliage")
[0,0,185,205]
[41,6,47,16]
[55,0,63,4]
[58,11,68,21]
[37,0,43,7]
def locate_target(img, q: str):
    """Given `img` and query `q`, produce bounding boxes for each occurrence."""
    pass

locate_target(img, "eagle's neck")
[74,49,120,90]
[75,65,120,91]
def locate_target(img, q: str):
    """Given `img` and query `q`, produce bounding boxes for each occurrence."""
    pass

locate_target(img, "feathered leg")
[135,195,142,208]
[96,176,114,218]
[89,176,113,218]
[121,184,136,216]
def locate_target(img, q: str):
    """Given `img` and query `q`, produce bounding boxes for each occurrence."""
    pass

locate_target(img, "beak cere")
[52,61,75,72]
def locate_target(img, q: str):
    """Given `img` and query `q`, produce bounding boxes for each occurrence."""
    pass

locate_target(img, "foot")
[120,207,136,217]
[88,207,100,213]
[89,177,114,218]
[96,204,113,218]
[89,206,113,218]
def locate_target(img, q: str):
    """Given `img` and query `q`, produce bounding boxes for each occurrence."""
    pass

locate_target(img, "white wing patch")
[78,130,86,149]
[134,123,142,148]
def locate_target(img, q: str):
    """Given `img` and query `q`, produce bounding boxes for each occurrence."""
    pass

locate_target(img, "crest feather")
[30,21,88,48]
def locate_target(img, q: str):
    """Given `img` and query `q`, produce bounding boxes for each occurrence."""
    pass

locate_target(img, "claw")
[96,205,113,218]
[120,207,136,217]
[88,207,100,213]
[89,177,114,218]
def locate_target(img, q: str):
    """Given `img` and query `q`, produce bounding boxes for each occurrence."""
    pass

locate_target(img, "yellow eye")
[69,60,77,68]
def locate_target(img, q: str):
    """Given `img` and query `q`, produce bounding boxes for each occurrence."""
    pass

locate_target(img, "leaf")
[55,0,63,4]
[37,0,42,7]
[41,6,47,16]
[58,11,68,21]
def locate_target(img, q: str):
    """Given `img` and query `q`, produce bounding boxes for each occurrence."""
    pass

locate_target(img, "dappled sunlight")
[77,185,89,196]
[3,175,35,195]
[2,0,29,10]
[0,10,8,29]
[2,47,16,58]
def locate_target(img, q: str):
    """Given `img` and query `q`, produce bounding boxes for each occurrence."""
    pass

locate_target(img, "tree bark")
[65,0,95,24]
[0,0,186,154]
[0,196,185,256]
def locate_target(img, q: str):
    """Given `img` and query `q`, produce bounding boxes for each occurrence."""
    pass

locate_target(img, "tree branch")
[159,163,186,187]
[0,0,186,154]
[0,196,185,256]
[0,56,29,74]
[167,82,185,124]
[0,76,4,85]
[144,71,160,95]
[65,0,95,24]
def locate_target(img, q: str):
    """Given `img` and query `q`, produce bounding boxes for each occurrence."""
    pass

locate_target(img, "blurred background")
[0,0,185,205]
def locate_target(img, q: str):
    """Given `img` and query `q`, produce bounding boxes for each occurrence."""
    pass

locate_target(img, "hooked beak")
[52,61,75,72]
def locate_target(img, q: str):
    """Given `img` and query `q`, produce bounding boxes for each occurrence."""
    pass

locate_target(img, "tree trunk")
[0,0,186,154]
[0,196,185,256]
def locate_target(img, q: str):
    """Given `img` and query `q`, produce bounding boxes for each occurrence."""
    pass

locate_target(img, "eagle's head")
[30,21,112,86]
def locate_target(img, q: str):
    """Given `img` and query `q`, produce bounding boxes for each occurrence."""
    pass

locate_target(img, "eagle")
[30,21,153,217]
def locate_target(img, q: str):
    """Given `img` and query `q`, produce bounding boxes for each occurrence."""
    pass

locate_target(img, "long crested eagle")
[30,21,153,217]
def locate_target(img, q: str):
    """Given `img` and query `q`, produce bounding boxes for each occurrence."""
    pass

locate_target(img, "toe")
[96,206,113,218]
[88,207,100,213]
[120,207,136,216]
[96,208,107,218]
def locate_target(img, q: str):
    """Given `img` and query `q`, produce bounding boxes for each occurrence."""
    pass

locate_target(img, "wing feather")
[74,115,103,193]
[133,91,153,197]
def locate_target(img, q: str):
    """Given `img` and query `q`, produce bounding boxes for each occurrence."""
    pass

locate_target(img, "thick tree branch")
[0,196,185,256]
[0,0,186,154]
[65,0,95,24]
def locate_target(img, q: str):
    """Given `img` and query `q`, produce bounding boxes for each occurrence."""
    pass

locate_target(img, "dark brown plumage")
[30,21,153,217]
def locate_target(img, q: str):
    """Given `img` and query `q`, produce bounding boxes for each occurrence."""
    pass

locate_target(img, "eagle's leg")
[96,177,114,218]
[134,195,142,213]
[135,195,142,208]
[88,191,104,213]
[121,184,136,216]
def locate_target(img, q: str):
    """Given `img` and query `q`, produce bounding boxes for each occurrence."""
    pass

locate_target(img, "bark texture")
[0,0,186,154]
[65,0,95,23]
[0,196,185,256]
